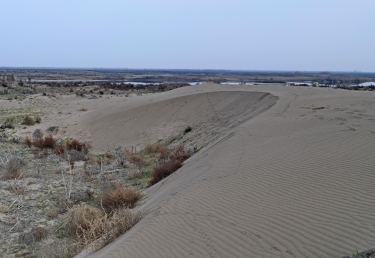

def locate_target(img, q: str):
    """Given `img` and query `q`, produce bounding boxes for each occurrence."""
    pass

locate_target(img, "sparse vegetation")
[24,136,32,148]
[0,152,26,180]
[149,159,183,186]
[63,203,143,250]
[22,115,35,126]
[101,186,142,212]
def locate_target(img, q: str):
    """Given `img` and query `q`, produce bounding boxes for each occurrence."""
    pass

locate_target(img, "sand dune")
[83,84,375,258]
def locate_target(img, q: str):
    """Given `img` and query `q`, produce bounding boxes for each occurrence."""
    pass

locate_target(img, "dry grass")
[43,135,56,149]
[33,136,56,149]
[64,203,104,237]
[149,159,183,186]
[22,115,35,126]
[64,203,143,250]
[66,139,92,154]
[101,186,142,212]
[23,136,32,148]
[38,239,80,258]
[54,144,65,156]
[128,152,147,168]
[0,154,26,180]
[144,142,170,160]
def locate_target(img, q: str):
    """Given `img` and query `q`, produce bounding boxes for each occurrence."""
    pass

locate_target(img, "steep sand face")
[84,84,375,258]
[81,91,278,151]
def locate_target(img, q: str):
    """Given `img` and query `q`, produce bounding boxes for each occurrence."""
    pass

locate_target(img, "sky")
[0,1,374,72]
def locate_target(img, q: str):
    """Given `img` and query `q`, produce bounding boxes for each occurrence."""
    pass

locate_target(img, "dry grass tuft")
[54,144,65,156]
[22,115,35,126]
[144,143,169,155]
[149,159,183,186]
[64,203,104,237]
[64,203,143,250]
[0,154,26,180]
[101,186,142,212]
[66,139,92,154]
[24,136,32,148]
[128,152,147,168]
[43,135,56,149]
[33,136,56,149]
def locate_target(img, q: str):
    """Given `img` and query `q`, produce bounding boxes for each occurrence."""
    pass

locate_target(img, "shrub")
[43,136,55,149]
[63,203,143,250]
[54,145,65,156]
[47,126,58,132]
[32,136,56,149]
[33,138,44,148]
[128,152,147,168]
[184,126,192,134]
[144,143,169,158]
[24,136,32,148]
[4,117,15,129]
[0,154,26,180]
[64,203,104,237]
[101,187,142,213]
[66,139,91,154]
[23,116,35,126]
[149,159,182,186]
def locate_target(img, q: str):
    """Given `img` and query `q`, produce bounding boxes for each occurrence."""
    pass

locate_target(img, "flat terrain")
[78,83,375,258]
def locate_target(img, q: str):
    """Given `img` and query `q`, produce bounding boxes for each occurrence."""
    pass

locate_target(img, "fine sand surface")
[75,83,375,258]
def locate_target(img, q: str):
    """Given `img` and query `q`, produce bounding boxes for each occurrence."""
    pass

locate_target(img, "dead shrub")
[66,139,91,154]
[144,143,168,155]
[54,144,65,156]
[127,170,143,180]
[22,115,35,126]
[0,154,26,180]
[24,136,32,148]
[33,136,56,149]
[79,108,87,111]
[63,203,143,250]
[169,143,190,162]
[33,138,44,148]
[128,152,147,168]
[149,159,182,186]
[63,203,104,237]
[47,208,58,219]
[73,205,142,249]
[101,186,142,213]
[43,135,56,149]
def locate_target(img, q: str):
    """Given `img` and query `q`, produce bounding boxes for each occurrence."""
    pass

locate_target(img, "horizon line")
[0,66,373,74]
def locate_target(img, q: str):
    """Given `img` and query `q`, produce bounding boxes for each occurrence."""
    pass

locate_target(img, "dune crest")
[83,84,375,258]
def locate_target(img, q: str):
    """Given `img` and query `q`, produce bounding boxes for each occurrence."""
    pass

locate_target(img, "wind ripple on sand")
[85,85,375,258]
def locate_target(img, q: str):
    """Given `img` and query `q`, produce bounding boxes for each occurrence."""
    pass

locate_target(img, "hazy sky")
[1,1,374,71]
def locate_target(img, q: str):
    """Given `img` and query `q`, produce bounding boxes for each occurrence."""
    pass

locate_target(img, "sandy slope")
[82,84,375,258]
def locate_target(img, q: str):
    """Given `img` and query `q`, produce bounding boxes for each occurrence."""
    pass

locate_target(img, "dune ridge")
[83,84,375,258]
